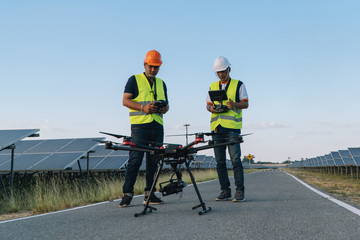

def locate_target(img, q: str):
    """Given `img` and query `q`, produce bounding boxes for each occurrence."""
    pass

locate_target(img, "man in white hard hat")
[206,56,249,202]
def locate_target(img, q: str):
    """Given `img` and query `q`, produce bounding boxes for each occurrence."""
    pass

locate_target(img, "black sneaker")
[119,195,132,207]
[143,193,164,205]
[232,191,245,202]
[215,190,231,201]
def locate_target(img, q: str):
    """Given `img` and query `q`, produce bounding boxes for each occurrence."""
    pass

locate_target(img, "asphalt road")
[1,170,360,240]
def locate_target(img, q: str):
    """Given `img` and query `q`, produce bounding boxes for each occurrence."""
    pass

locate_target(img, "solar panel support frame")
[0,173,8,198]
[86,150,95,182]
[5,144,16,191]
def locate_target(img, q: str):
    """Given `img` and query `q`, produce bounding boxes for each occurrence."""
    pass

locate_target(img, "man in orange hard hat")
[120,50,169,207]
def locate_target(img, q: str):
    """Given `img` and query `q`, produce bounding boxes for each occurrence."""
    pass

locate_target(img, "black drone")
[99,131,250,217]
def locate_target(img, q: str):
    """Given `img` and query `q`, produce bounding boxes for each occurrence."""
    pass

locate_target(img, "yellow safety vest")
[129,74,166,125]
[210,79,242,131]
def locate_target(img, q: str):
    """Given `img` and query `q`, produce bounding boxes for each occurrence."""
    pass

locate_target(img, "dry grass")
[283,168,360,206]
[0,169,255,221]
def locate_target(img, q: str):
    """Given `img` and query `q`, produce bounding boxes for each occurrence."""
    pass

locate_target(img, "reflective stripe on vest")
[129,74,166,125]
[210,79,242,131]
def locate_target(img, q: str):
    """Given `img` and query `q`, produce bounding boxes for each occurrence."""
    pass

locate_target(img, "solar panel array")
[1,130,263,177]
[288,147,360,168]
[0,138,104,172]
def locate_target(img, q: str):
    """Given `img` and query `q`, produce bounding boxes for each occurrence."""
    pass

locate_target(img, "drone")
[99,131,251,217]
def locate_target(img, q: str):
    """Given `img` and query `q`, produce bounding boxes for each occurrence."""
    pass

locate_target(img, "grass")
[283,168,360,206]
[0,169,255,221]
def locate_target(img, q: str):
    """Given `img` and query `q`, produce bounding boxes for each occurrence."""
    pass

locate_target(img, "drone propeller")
[99,131,129,139]
[239,133,253,137]
[166,132,227,137]
[93,139,120,145]
[100,131,172,147]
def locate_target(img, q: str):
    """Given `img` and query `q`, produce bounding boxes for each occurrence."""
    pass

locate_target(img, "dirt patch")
[0,212,33,222]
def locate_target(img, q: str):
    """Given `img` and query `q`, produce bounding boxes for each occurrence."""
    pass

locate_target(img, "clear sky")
[1,0,359,163]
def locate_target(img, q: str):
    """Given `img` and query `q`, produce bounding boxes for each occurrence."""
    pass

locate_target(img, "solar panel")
[194,155,206,162]
[316,156,324,166]
[226,159,233,169]
[10,140,43,153]
[330,151,344,166]
[0,129,40,190]
[90,145,113,157]
[109,150,129,156]
[0,129,39,151]
[73,156,104,171]
[303,159,310,167]
[202,156,214,168]
[338,150,356,166]
[309,158,317,167]
[0,155,11,168]
[0,154,49,171]
[93,156,129,170]
[59,138,102,152]
[353,157,360,166]
[73,155,129,171]
[0,137,104,172]
[325,154,335,166]
[348,147,360,157]
[319,156,328,166]
[348,147,360,166]
[24,139,72,153]
[29,153,86,171]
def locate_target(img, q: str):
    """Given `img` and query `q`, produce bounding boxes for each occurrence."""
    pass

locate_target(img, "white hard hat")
[213,56,231,72]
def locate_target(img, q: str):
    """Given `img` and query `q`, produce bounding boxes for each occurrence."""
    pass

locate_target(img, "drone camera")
[159,179,187,196]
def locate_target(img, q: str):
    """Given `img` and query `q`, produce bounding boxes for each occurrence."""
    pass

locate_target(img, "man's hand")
[143,102,158,114]
[158,104,169,114]
[226,98,236,109]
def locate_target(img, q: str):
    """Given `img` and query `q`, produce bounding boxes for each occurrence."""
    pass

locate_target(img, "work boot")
[119,194,133,208]
[143,191,164,205]
[215,189,231,201]
[232,191,245,202]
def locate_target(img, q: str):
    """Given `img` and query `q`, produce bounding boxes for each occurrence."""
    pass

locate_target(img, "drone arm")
[107,143,155,153]
[180,141,197,151]
[192,139,242,152]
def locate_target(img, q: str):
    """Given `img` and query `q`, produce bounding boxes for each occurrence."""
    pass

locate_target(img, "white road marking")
[285,172,360,217]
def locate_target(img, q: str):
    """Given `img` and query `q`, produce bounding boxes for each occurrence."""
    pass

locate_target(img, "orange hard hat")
[144,50,162,66]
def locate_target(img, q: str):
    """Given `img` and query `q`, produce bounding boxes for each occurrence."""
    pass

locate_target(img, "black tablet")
[208,90,228,102]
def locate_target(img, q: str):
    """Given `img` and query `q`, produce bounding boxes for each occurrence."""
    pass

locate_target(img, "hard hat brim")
[144,61,162,66]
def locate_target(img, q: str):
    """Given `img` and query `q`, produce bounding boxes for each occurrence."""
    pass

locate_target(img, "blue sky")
[1,0,359,162]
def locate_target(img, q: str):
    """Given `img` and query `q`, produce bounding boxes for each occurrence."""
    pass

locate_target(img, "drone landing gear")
[134,160,163,217]
[134,157,211,217]
[184,160,212,215]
